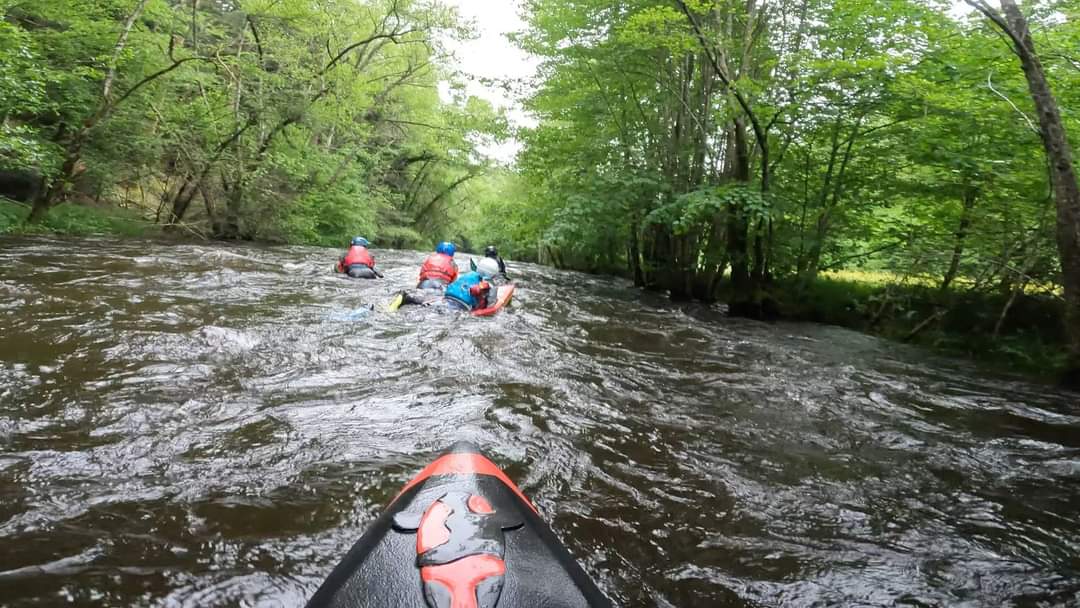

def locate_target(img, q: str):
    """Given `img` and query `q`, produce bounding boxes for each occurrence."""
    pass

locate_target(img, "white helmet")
[476,257,500,279]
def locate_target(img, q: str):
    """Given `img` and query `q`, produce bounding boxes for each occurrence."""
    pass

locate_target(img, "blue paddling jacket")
[444,272,494,311]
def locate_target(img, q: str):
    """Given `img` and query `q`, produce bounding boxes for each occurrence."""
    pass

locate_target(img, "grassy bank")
[0,199,157,238]
[781,270,1067,378]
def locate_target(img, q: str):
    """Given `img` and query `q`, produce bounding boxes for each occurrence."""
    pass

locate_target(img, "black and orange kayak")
[306,442,611,608]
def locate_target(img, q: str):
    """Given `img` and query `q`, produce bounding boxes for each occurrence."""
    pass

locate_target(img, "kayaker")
[335,237,381,279]
[392,252,500,312]
[484,244,509,278]
[444,257,500,312]
[417,241,459,290]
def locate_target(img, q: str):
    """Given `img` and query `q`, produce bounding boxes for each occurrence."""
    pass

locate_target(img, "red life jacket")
[418,253,458,285]
[340,246,374,270]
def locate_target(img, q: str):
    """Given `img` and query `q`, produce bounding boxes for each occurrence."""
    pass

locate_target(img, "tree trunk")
[628,220,645,287]
[977,0,1080,384]
[751,218,766,284]
[801,211,830,285]
[29,149,83,222]
[166,177,198,228]
[199,182,215,223]
[165,119,255,229]
[219,182,243,240]
[27,199,50,223]
[726,120,756,317]
[940,185,979,293]
[993,279,1026,339]
[797,120,843,283]
[695,214,727,301]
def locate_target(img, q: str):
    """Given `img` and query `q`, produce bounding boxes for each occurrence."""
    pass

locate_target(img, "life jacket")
[418,253,458,286]
[444,272,490,311]
[341,245,374,270]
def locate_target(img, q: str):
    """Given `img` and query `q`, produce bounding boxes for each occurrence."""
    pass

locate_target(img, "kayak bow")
[306,442,611,608]
[472,285,515,317]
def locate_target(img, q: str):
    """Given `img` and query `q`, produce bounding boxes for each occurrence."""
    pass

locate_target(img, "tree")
[2,0,509,246]
[965,0,1080,383]
[506,0,1072,372]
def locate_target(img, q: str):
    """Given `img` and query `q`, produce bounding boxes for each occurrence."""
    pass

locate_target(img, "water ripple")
[0,235,1077,606]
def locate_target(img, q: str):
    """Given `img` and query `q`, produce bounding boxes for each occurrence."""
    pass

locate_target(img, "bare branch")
[191,0,199,52]
[247,15,264,62]
[986,70,1039,133]
[107,56,210,117]
[1047,52,1080,72]
[859,116,922,137]
[381,119,455,131]
[414,171,481,221]
[103,0,151,101]
[820,240,907,271]
[369,61,435,108]
[322,29,418,75]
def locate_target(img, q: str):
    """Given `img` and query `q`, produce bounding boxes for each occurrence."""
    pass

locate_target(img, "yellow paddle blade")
[387,293,404,312]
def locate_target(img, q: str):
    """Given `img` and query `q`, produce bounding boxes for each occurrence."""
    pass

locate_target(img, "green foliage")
[1,198,149,236]
[0,198,24,234]
[1,0,509,245]
[0,19,61,173]
[276,183,381,247]
[647,186,770,236]
[497,0,1075,367]
[40,203,149,236]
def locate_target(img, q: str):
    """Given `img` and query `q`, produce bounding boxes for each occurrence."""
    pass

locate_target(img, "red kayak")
[306,442,611,608]
[472,285,515,317]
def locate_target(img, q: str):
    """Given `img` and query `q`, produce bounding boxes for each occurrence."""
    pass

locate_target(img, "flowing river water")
[0,236,1078,607]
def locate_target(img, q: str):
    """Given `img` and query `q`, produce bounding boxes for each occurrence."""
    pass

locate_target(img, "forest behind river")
[2,0,1080,381]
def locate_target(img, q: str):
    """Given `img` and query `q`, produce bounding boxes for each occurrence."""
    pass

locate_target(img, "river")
[0,236,1077,607]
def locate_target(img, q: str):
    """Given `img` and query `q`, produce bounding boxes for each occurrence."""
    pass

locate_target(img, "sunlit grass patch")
[821,268,938,288]
[788,267,1066,378]
[0,198,155,237]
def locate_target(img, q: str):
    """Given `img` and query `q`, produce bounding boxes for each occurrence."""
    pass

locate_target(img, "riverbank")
[781,271,1067,381]
[0,198,156,238]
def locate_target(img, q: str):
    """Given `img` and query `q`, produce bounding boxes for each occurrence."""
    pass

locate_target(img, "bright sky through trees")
[440,0,538,161]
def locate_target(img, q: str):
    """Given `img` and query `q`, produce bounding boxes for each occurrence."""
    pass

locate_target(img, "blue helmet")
[435,241,456,257]
[351,236,369,248]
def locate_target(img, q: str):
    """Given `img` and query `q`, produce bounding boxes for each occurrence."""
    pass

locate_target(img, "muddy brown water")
[0,236,1078,607]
